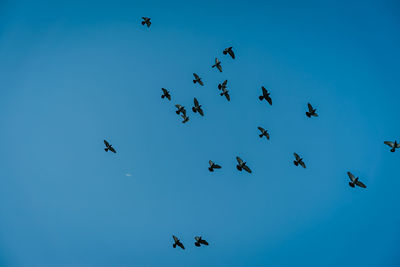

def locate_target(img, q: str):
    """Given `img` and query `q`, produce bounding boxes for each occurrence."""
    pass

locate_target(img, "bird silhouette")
[236,156,252,173]
[220,87,230,101]
[172,235,185,250]
[141,17,151,27]
[161,88,171,100]
[306,103,318,118]
[175,104,186,116]
[218,80,228,90]
[258,86,272,105]
[223,47,235,59]
[347,172,367,188]
[194,236,209,247]
[208,160,222,172]
[293,153,306,168]
[212,58,222,72]
[104,140,116,153]
[193,73,204,86]
[384,141,400,152]
[192,97,204,116]
[181,114,189,123]
[257,127,270,140]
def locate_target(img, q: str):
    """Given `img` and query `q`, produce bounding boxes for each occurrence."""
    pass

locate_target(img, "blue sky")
[0,0,400,266]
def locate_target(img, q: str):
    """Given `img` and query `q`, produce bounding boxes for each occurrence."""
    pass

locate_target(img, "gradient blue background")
[1,0,400,266]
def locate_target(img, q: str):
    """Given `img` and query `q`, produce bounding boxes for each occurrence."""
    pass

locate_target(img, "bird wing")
[384,141,395,148]
[228,49,235,59]
[146,21,151,27]
[193,73,199,79]
[347,172,356,182]
[173,235,179,242]
[198,107,204,116]
[104,140,110,147]
[214,164,221,169]
[217,64,222,72]
[209,160,214,167]
[194,97,199,107]
[266,132,270,140]
[293,153,300,161]
[225,93,230,101]
[222,80,227,86]
[215,58,219,64]
[262,86,268,96]
[195,236,200,242]
[299,161,306,168]
[243,165,252,173]
[308,103,313,112]
[109,147,116,153]
[166,94,171,100]
[162,88,168,94]
[198,79,204,86]
[356,180,367,188]
[200,239,209,245]
[175,104,182,109]
[266,96,272,105]
[258,126,265,133]
[178,242,185,249]
[236,156,243,165]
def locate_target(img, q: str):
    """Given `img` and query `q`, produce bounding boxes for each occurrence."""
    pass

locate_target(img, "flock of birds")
[101,16,399,250]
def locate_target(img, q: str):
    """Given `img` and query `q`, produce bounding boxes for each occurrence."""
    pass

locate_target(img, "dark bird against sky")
[347,171,367,189]
[193,73,204,86]
[259,86,272,105]
[293,153,306,168]
[236,156,252,173]
[141,17,151,27]
[223,47,235,59]
[103,140,116,153]
[161,88,171,100]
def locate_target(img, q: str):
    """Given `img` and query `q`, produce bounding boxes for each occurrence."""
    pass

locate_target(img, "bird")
[347,171,367,188]
[175,104,186,116]
[220,87,230,101]
[293,153,306,168]
[161,88,171,100]
[306,103,318,118]
[212,58,222,72]
[104,140,116,153]
[141,17,151,27]
[257,127,270,140]
[172,235,185,250]
[208,160,222,172]
[384,140,400,152]
[192,97,204,116]
[223,47,235,59]
[218,80,228,90]
[193,73,204,86]
[181,114,189,123]
[236,156,252,173]
[258,86,272,105]
[194,236,209,247]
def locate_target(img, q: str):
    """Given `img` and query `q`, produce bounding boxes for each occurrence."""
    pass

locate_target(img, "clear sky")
[1,0,400,266]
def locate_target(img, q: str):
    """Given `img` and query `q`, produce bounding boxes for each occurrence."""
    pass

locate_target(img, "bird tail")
[176,111,180,115]
[306,112,311,118]
[294,161,298,166]
[161,95,165,98]
[193,80,196,83]
[259,96,264,101]
[218,84,222,89]
[195,242,200,247]
[349,182,355,188]
[391,148,395,152]
[104,148,108,152]
[259,134,263,138]
[208,167,214,172]
[141,21,145,25]
[173,244,176,248]
[223,51,227,55]
[192,107,197,113]
[220,92,224,96]
[236,165,242,171]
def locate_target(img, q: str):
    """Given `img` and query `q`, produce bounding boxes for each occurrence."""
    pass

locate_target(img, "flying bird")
[193,73,204,86]
[347,172,367,188]
[384,140,400,152]
[172,235,185,250]
[258,86,272,105]
[175,104,186,116]
[236,156,252,173]
[192,97,204,116]
[257,127,270,140]
[194,236,209,247]
[208,160,222,172]
[218,80,228,90]
[306,103,318,118]
[161,88,171,100]
[104,140,116,153]
[141,17,151,27]
[181,114,189,123]
[220,87,230,101]
[223,47,235,59]
[212,58,222,72]
[293,153,306,168]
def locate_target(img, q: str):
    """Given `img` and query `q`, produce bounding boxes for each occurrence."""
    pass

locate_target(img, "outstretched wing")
[209,160,214,167]
[194,236,200,242]
[293,153,300,161]
[215,58,219,64]
[266,132,270,140]
[217,64,222,72]
[243,165,252,173]
[162,88,168,94]
[222,80,227,87]
[200,239,209,245]
[261,86,268,96]
[198,107,204,116]
[104,140,110,147]
[299,161,306,168]
[109,147,116,153]
[198,79,204,86]
[225,93,230,101]
[178,242,185,250]
[347,172,356,182]
[228,49,235,59]
[173,235,179,242]
[266,96,272,105]
[166,93,171,100]
[236,156,243,165]
[356,180,367,188]
[194,97,199,107]
[175,104,182,109]
[258,126,265,133]
[384,141,395,148]
[307,103,313,112]
[193,73,199,80]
